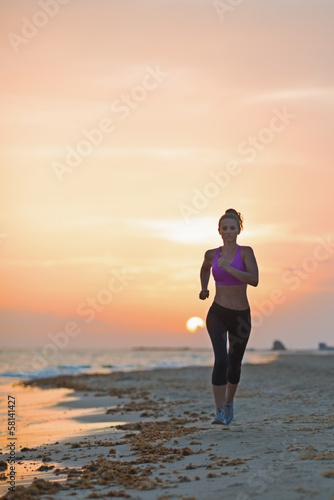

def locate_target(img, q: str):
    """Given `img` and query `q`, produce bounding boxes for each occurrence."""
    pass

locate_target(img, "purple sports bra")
[212,245,247,286]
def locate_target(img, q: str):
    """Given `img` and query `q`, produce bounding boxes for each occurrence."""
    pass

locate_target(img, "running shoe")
[224,402,234,424]
[211,408,225,425]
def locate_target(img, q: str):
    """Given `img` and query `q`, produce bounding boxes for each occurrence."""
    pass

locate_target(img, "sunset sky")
[1,0,334,351]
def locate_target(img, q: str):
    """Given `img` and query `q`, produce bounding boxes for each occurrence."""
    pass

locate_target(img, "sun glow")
[186,316,205,333]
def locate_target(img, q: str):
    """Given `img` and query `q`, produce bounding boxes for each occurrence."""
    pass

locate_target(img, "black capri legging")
[206,301,251,386]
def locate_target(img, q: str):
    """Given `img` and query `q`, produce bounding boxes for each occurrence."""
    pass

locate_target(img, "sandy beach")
[1,353,334,500]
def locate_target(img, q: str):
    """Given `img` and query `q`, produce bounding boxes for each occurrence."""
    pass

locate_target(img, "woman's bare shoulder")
[204,247,219,263]
[240,246,256,257]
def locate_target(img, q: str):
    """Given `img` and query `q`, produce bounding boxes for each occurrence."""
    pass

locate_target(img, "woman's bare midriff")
[214,284,249,310]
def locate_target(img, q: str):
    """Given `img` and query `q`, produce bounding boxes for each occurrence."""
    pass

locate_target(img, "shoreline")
[1,355,334,499]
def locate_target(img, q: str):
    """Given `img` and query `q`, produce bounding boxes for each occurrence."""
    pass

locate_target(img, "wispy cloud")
[0,256,120,268]
[245,88,334,104]
[133,217,301,245]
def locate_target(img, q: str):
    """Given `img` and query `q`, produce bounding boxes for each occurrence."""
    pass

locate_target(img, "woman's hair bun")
[219,208,244,231]
[225,208,239,216]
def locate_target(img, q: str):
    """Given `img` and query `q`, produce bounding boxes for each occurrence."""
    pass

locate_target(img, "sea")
[0,346,329,381]
[0,347,284,382]
[0,347,215,380]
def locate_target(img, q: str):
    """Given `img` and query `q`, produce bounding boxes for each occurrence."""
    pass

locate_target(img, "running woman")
[199,209,259,425]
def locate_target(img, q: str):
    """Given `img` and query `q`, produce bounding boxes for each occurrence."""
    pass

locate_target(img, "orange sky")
[1,0,334,350]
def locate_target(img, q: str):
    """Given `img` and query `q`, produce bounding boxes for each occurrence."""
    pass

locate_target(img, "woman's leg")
[220,310,251,424]
[225,382,238,404]
[206,303,229,410]
[226,309,251,402]
[212,384,227,410]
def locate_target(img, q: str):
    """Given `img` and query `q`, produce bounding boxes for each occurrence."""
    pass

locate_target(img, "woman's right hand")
[199,289,209,300]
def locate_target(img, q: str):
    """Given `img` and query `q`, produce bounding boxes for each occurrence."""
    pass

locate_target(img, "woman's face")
[218,218,240,242]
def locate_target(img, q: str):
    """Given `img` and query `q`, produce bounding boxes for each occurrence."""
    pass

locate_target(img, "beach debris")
[286,444,302,452]
[86,491,132,498]
[0,478,63,499]
[96,440,127,447]
[207,471,220,478]
[300,450,334,460]
[206,456,247,469]
[54,466,81,478]
[178,475,192,482]
[21,374,150,398]
[0,461,7,472]
[295,487,317,494]
[185,463,198,470]
[70,443,82,449]
[76,457,159,490]
[35,464,54,471]
[106,399,161,416]
[114,420,202,463]
[321,468,334,478]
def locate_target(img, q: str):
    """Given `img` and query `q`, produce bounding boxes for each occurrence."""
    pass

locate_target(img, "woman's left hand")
[217,258,230,271]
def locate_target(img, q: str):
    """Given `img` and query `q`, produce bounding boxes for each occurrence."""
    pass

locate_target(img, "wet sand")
[1,354,334,499]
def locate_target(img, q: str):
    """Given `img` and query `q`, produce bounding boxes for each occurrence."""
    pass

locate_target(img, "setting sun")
[186,316,205,333]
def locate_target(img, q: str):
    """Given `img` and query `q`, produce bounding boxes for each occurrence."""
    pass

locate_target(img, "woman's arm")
[217,246,259,287]
[199,249,214,299]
